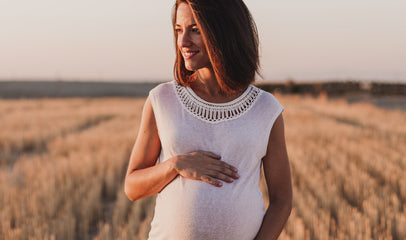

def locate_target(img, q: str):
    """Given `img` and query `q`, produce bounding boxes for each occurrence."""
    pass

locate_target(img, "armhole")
[263,96,284,153]
[147,89,163,164]
[148,89,157,119]
[147,89,161,141]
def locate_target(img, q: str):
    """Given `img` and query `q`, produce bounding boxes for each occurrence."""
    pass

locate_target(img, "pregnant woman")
[124,0,292,239]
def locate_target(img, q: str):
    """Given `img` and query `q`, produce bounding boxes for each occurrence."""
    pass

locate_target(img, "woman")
[124,0,292,239]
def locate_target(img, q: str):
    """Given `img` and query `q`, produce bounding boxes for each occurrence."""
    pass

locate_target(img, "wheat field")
[0,94,405,240]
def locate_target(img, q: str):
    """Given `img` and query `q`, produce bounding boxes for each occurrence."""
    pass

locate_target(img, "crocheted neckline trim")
[173,81,262,124]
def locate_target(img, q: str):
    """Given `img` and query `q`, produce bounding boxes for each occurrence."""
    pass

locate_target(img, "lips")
[182,50,199,59]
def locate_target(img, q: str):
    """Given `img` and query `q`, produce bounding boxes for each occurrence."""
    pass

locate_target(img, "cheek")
[194,40,207,55]
[195,37,205,49]
[200,44,209,60]
[176,35,181,48]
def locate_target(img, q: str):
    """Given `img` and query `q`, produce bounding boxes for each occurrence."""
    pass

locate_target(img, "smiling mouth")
[182,50,199,59]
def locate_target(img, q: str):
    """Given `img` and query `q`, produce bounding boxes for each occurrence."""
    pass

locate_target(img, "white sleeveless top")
[147,80,283,240]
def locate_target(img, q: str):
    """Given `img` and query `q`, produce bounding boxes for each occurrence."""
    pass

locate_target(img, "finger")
[215,159,238,172]
[207,158,239,173]
[201,175,223,187]
[199,151,221,160]
[207,170,235,183]
[209,163,240,179]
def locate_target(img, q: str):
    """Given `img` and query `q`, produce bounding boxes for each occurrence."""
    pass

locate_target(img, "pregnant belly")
[149,176,266,240]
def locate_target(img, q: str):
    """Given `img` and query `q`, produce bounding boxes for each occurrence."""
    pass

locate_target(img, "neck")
[192,67,223,97]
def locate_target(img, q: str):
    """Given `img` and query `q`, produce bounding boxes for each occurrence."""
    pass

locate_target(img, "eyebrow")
[175,23,198,27]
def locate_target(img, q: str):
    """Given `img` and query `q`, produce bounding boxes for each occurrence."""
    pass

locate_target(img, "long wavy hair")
[172,0,260,94]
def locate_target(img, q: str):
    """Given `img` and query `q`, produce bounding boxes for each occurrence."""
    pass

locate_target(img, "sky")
[1,0,405,83]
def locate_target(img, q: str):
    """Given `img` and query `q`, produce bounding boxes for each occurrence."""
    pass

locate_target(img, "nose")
[178,31,192,48]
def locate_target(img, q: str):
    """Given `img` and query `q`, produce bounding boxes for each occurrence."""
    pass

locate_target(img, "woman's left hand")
[170,150,240,187]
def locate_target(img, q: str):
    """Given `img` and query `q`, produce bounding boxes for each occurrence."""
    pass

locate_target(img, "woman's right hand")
[171,151,240,187]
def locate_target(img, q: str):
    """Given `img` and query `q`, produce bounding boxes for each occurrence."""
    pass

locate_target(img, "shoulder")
[148,80,180,115]
[253,85,283,109]
[251,85,284,127]
[149,80,176,97]
[148,80,178,107]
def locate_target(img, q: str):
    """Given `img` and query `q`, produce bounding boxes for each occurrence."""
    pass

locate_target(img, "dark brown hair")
[173,0,260,94]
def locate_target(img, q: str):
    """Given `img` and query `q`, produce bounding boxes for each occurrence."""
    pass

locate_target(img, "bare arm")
[255,114,293,240]
[124,97,239,201]
[124,97,174,201]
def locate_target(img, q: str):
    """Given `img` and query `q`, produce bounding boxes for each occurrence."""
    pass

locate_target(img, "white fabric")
[147,80,284,240]
[174,83,262,123]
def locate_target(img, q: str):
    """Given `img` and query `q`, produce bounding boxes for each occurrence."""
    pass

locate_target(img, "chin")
[184,60,210,72]
[185,64,198,71]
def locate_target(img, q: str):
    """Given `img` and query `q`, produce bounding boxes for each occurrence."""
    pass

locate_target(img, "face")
[175,3,211,71]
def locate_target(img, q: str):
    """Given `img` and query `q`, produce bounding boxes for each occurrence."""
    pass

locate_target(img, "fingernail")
[218,182,223,187]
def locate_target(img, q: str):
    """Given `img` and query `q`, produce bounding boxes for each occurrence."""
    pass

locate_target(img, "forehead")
[176,2,196,24]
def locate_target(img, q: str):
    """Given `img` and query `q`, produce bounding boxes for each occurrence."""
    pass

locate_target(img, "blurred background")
[0,0,405,239]
[1,0,405,82]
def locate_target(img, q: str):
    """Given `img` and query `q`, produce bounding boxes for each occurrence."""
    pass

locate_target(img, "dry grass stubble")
[0,95,405,239]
